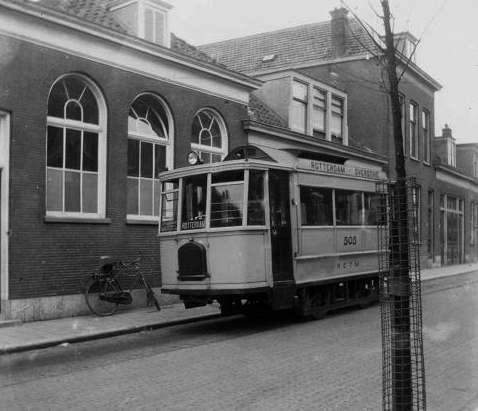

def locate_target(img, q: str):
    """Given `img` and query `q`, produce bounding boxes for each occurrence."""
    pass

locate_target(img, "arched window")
[191,109,227,163]
[46,74,106,217]
[127,93,173,219]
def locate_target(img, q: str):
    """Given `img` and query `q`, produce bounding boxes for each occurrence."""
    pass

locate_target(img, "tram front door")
[269,170,293,283]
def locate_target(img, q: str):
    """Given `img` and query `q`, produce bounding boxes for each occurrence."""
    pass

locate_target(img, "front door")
[269,170,293,283]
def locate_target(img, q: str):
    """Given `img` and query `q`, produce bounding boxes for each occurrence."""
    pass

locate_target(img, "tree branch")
[396,38,421,83]
[340,0,386,55]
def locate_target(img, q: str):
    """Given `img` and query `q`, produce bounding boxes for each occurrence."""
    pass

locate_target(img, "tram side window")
[247,170,265,225]
[364,192,387,226]
[181,175,207,230]
[364,192,378,225]
[160,180,178,232]
[211,170,244,228]
[335,190,362,226]
[300,186,333,226]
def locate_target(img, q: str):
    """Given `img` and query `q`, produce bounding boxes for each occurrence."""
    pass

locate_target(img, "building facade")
[199,7,478,268]
[434,126,478,265]
[0,0,259,321]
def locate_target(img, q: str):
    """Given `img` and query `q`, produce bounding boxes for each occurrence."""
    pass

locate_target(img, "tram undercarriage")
[173,274,379,320]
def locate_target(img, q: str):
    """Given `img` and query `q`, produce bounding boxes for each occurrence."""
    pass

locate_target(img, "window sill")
[126,218,159,226]
[44,216,112,224]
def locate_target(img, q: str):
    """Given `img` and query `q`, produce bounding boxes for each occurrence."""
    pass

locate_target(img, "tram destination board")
[298,159,381,180]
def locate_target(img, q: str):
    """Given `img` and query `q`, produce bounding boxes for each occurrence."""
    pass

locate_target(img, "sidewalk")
[1,262,477,355]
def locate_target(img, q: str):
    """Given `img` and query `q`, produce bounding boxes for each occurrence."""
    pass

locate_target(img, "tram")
[158,145,386,319]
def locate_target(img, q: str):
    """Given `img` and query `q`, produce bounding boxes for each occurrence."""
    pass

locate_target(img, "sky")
[167,0,478,145]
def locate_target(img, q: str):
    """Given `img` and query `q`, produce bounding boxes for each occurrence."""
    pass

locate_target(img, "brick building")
[199,7,478,268]
[433,125,478,265]
[0,0,259,321]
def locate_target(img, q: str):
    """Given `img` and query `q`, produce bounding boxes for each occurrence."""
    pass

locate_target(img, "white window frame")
[287,73,348,145]
[291,80,308,134]
[0,111,10,300]
[447,139,456,167]
[46,74,107,219]
[191,108,228,164]
[471,201,476,245]
[409,101,418,160]
[311,87,327,138]
[127,93,174,222]
[422,109,431,164]
[399,94,406,156]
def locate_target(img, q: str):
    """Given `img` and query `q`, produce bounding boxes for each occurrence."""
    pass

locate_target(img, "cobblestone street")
[1,278,477,410]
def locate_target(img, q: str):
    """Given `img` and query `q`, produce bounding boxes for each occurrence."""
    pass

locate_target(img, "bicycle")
[84,257,161,316]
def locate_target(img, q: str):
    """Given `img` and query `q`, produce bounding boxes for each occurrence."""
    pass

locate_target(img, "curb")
[1,269,477,355]
[0,312,221,355]
[422,268,478,293]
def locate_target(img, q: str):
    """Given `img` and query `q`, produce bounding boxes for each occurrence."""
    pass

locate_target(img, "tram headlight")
[187,151,203,165]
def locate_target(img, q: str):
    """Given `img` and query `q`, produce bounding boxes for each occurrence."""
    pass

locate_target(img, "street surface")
[0,277,477,411]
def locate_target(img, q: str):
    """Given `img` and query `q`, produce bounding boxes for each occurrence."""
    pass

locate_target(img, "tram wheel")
[219,299,243,316]
[298,287,330,321]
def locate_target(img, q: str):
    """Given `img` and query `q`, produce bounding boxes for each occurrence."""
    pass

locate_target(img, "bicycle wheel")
[84,277,120,316]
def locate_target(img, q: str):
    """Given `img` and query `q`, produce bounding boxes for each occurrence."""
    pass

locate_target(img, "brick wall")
[0,35,249,299]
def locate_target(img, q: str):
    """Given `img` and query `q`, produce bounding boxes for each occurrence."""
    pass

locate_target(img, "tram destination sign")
[300,159,381,180]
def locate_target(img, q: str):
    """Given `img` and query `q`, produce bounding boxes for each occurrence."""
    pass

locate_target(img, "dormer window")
[393,32,418,64]
[109,0,172,47]
[143,6,167,44]
[290,75,348,145]
[262,54,277,62]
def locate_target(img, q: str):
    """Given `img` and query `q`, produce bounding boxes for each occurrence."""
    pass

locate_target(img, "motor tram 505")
[158,146,386,319]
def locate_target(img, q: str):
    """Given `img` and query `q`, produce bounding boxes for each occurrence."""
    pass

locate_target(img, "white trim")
[129,92,174,170]
[285,73,348,145]
[0,4,258,103]
[0,112,9,301]
[46,73,107,218]
[127,93,174,219]
[191,108,228,161]
[409,101,419,160]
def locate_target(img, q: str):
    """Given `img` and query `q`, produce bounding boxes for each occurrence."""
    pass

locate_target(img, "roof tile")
[248,94,287,128]
[11,0,223,66]
[198,19,378,74]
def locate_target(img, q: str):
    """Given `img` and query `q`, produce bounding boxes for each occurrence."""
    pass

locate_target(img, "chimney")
[442,124,453,139]
[330,7,349,56]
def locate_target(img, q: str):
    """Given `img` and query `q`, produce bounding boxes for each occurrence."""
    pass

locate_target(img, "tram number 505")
[343,235,358,246]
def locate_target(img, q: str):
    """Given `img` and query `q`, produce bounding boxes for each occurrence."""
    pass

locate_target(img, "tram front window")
[160,180,179,232]
[181,175,207,230]
[247,170,265,225]
[211,170,244,228]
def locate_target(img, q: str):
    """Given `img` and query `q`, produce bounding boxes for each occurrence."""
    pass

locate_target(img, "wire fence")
[377,177,426,410]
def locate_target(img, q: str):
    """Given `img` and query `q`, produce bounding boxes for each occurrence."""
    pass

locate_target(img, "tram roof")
[159,157,292,181]
[159,145,386,181]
